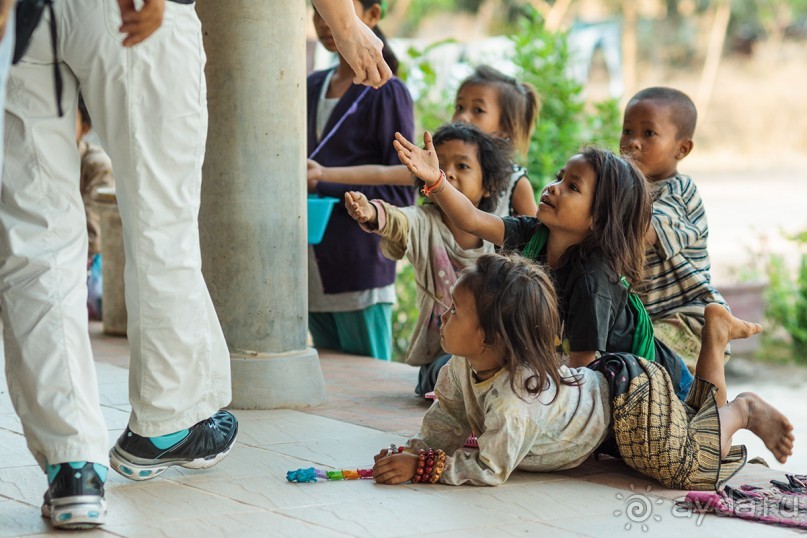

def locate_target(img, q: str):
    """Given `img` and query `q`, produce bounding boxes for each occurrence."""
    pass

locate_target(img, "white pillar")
[197,1,326,409]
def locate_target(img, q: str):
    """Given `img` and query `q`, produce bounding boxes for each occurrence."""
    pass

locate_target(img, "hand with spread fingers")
[393,131,441,185]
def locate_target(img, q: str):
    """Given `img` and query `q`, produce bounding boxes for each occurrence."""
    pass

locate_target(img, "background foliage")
[510,7,620,192]
[765,232,807,361]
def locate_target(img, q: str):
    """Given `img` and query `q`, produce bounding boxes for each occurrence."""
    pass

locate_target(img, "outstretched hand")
[393,131,441,185]
[373,452,418,485]
[345,191,377,226]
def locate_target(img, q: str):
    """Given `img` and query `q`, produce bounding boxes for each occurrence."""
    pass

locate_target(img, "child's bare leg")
[697,305,795,462]
[696,304,761,406]
[718,393,794,463]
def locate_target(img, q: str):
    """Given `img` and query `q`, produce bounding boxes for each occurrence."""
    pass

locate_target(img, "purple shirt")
[307,69,416,294]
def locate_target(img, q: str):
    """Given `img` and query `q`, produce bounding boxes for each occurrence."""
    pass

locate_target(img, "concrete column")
[196,2,326,409]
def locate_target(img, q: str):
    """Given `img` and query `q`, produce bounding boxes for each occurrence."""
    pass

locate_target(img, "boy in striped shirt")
[620,87,728,369]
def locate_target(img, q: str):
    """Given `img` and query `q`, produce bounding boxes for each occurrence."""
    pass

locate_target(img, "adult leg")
[0,5,108,471]
[59,0,231,436]
[697,305,794,462]
[1,5,109,529]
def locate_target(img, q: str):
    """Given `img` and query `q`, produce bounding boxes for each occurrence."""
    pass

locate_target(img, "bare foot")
[737,392,795,464]
[703,303,762,344]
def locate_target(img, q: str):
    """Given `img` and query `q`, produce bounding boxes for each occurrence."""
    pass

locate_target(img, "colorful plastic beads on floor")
[286,468,317,483]
[286,467,375,483]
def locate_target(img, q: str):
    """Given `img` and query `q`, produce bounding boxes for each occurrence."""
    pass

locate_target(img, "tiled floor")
[0,322,803,537]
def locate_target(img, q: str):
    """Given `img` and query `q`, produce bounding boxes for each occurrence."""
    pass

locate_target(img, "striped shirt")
[641,174,726,320]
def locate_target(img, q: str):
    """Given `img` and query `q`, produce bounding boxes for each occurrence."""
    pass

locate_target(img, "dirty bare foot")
[703,303,762,346]
[736,392,795,464]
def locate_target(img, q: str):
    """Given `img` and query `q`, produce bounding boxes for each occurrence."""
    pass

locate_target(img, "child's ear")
[675,139,694,160]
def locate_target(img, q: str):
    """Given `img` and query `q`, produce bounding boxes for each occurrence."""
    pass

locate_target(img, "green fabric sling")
[521,225,548,261]
[521,226,656,362]
[620,276,656,362]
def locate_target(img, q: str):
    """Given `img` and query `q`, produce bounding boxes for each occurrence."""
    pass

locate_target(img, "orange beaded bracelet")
[421,170,446,197]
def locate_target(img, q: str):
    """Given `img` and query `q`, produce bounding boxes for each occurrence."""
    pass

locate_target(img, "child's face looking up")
[313,1,379,53]
[453,85,505,139]
[436,140,489,208]
[440,283,491,367]
[620,100,691,182]
[537,154,596,238]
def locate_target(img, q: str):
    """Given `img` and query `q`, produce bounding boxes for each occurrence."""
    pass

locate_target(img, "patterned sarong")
[589,352,746,490]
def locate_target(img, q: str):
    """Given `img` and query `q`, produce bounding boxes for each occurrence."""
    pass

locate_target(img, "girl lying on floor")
[372,254,794,489]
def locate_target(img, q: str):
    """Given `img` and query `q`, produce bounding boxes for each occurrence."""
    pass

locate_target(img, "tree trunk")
[697,0,731,122]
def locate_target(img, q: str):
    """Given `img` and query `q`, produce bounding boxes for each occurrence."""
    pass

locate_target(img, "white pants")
[1,0,231,468]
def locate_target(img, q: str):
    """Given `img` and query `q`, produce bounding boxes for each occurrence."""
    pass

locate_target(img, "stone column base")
[229,347,327,409]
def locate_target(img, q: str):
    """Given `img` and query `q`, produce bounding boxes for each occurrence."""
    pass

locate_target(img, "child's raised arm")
[393,132,506,247]
[308,160,412,189]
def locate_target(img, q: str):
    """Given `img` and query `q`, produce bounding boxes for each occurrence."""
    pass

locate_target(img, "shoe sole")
[109,442,235,481]
[42,496,106,529]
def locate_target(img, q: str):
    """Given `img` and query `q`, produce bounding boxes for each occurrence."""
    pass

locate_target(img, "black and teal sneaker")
[109,410,238,481]
[41,462,107,529]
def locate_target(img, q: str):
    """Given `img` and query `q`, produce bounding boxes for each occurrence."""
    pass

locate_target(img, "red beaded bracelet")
[412,448,446,484]
[421,170,446,197]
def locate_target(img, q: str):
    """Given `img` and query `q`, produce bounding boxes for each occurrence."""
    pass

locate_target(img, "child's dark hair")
[417,123,513,214]
[456,253,580,401]
[628,87,697,139]
[457,65,540,158]
[358,0,399,76]
[564,148,651,288]
[78,93,92,128]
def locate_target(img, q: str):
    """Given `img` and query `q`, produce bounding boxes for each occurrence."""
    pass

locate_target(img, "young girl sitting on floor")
[345,123,513,395]
[372,254,794,488]
[309,65,539,217]
[393,132,693,398]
